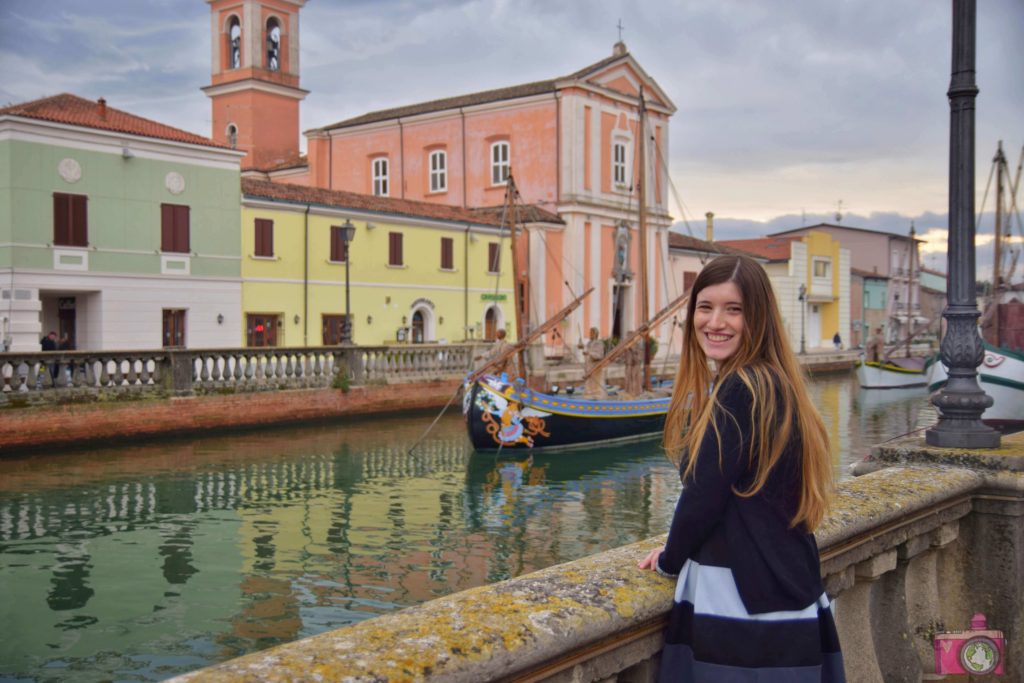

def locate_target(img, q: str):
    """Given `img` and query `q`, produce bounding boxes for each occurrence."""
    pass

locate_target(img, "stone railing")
[0,343,482,405]
[169,435,1023,683]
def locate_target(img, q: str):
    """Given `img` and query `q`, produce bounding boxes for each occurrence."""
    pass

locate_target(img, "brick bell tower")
[202,0,308,169]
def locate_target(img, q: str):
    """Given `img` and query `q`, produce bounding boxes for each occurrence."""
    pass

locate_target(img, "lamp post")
[340,219,356,345]
[798,283,807,355]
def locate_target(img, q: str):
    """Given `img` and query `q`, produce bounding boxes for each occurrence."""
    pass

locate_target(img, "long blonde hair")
[663,254,833,530]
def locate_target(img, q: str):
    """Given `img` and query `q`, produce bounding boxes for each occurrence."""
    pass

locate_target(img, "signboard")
[481,293,507,302]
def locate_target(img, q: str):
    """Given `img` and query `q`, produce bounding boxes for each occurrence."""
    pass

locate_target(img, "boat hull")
[856,357,928,389]
[926,343,1024,426]
[464,375,668,451]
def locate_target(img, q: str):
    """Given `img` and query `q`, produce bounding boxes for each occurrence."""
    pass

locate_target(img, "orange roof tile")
[241,178,563,228]
[717,236,799,261]
[0,93,226,149]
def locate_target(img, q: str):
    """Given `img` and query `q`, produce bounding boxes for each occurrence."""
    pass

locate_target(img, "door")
[484,307,497,341]
[162,309,186,348]
[322,315,350,345]
[411,310,425,343]
[57,297,76,349]
[246,314,279,347]
[808,304,822,349]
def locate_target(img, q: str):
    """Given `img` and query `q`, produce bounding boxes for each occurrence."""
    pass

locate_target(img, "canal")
[0,373,936,682]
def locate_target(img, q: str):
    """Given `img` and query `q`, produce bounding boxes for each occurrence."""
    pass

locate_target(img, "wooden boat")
[926,142,1024,426]
[463,88,679,451]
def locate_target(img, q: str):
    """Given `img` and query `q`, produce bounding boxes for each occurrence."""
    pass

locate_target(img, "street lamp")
[340,219,356,345]
[798,283,807,355]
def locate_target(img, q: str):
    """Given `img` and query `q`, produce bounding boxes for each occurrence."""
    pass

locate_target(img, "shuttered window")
[160,204,190,253]
[53,193,88,247]
[330,226,349,262]
[254,218,274,257]
[440,237,454,270]
[487,243,501,273]
[389,232,404,266]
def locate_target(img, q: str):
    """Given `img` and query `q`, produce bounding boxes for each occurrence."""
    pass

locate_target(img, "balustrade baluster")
[127,358,140,386]
[138,358,151,385]
[285,355,295,379]
[200,356,211,382]
[233,355,244,383]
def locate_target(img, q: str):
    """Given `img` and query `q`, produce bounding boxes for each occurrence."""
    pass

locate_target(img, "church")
[202,0,680,354]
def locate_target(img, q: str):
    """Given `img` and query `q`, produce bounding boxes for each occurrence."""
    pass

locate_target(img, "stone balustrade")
[0,343,483,405]
[169,434,1023,683]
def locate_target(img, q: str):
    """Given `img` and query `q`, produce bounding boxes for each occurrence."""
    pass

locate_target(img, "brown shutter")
[441,237,453,269]
[161,204,174,252]
[70,195,88,246]
[255,218,273,257]
[53,193,70,246]
[175,205,190,253]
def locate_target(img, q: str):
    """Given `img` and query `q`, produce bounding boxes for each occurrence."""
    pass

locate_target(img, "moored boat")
[464,374,668,451]
[925,342,1024,427]
[856,355,928,389]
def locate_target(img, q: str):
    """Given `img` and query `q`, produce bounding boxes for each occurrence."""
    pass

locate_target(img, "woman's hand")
[637,545,664,571]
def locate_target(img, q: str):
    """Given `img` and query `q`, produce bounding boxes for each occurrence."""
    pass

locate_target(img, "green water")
[0,374,935,682]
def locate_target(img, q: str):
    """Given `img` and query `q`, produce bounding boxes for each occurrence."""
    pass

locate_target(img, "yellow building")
[719,230,850,352]
[239,179,562,346]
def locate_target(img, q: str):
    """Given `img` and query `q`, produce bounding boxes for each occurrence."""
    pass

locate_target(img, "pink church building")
[204,0,678,352]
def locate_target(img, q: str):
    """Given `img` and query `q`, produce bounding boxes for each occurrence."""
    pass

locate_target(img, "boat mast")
[505,176,528,380]
[906,222,915,358]
[992,141,1005,344]
[637,87,651,391]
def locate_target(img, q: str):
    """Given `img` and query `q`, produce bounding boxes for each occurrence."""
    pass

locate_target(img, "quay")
[169,432,1023,683]
[0,344,863,454]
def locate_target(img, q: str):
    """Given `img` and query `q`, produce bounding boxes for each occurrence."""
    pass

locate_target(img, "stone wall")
[168,434,1023,682]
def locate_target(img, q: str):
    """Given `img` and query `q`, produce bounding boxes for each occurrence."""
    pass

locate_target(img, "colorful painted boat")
[925,342,1024,426]
[463,374,669,451]
[855,355,928,389]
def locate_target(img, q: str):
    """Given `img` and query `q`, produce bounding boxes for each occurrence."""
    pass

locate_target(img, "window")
[389,232,404,266]
[228,17,241,69]
[813,258,831,278]
[683,271,697,293]
[440,237,454,270]
[490,141,510,185]
[488,243,501,273]
[53,193,88,247]
[429,150,447,193]
[613,141,627,186]
[254,218,274,257]
[246,314,278,347]
[330,225,349,262]
[322,315,351,345]
[372,157,389,197]
[266,18,281,71]
[162,309,186,348]
[227,124,238,149]
[160,204,190,253]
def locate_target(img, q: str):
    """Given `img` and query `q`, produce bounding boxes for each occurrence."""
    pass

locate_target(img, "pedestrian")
[582,327,607,398]
[832,331,842,349]
[484,328,512,378]
[638,254,844,681]
[866,327,885,362]
[59,333,75,384]
[38,330,58,388]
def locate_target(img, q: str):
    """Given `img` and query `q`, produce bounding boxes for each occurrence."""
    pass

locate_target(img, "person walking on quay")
[832,331,842,350]
[638,254,845,681]
[582,327,607,398]
[38,330,58,388]
[866,327,885,362]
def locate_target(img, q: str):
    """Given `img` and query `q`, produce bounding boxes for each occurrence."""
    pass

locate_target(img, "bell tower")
[202,0,308,169]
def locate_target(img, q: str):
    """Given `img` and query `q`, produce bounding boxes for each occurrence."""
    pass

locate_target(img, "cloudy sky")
[1,0,1021,277]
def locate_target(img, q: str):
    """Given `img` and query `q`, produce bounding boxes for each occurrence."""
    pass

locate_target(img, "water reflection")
[0,374,935,682]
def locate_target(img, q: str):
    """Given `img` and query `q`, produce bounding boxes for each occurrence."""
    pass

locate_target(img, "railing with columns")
[0,343,484,404]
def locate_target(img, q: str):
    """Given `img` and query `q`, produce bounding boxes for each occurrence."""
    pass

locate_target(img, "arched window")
[228,17,241,69]
[266,18,281,71]
[226,124,238,149]
[490,141,510,185]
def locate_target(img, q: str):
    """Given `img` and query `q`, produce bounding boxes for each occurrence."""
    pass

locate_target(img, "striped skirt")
[659,558,845,682]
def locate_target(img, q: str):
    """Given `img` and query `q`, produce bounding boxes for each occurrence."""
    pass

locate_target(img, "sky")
[1,0,1021,278]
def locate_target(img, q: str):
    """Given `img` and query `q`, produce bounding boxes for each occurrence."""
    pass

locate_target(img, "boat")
[856,223,930,389]
[926,141,1024,426]
[463,87,679,451]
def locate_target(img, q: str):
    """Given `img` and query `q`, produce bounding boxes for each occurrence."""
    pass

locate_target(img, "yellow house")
[719,230,850,351]
[239,179,562,346]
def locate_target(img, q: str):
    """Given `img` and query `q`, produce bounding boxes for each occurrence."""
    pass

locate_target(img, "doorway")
[57,297,76,349]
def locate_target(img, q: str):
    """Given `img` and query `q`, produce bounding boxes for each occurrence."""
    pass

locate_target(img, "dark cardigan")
[656,371,825,614]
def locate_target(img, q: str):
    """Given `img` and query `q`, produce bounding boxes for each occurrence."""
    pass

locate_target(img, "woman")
[638,255,845,681]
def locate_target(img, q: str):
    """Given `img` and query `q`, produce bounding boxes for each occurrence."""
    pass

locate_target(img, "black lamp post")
[798,283,807,355]
[340,219,356,345]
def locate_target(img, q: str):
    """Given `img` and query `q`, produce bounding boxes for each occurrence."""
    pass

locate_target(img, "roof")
[851,267,890,280]
[667,232,722,253]
[769,223,920,242]
[315,50,641,132]
[241,178,563,228]
[0,93,226,149]
[716,236,799,262]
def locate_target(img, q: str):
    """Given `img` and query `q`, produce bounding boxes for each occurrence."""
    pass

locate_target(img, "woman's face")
[693,281,744,362]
